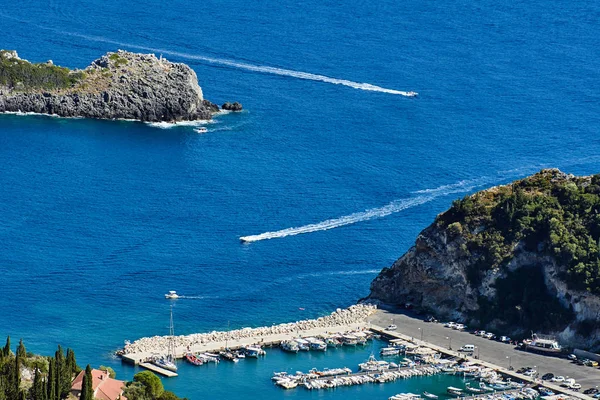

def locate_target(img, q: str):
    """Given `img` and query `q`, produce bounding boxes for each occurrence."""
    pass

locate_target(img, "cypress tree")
[47,358,56,400]
[55,346,67,399]
[2,336,9,358]
[65,348,78,376]
[14,350,21,397]
[32,368,44,400]
[80,365,93,400]
[19,389,26,400]
[16,339,26,359]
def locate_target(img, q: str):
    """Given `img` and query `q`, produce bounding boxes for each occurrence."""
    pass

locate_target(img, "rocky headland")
[0,49,242,122]
[368,169,600,350]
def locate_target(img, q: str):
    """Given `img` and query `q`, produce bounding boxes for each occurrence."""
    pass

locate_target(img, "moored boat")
[380,347,400,357]
[447,386,463,396]
[281,340,300,353]
[185,353,202,366]
[423,392,438,399]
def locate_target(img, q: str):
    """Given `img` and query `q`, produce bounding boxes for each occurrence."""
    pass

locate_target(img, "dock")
[370,325,593,400]
[138,362,178,377]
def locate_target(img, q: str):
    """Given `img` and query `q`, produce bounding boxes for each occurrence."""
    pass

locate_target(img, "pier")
[138,362,178,377]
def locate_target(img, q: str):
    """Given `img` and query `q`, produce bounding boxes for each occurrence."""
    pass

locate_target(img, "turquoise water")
[0,0,599,398]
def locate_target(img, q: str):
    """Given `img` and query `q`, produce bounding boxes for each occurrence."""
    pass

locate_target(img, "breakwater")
[120,304,377,363]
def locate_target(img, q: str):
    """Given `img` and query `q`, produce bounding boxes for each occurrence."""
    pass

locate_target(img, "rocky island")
[0,49,241,122]
[368,169,600,350]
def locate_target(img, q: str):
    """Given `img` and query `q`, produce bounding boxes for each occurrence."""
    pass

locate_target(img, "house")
[71,369,127,400]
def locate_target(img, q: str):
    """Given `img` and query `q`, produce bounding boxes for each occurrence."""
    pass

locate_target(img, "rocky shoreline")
[0,50,242,122]
[122,304,377,354]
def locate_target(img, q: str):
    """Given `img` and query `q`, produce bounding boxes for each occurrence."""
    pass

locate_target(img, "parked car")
[477,330,487,337]
[584,388,599,395]
[453,324,465,330]
[425,315,438,323]
[459,344,475,353]
[541,373,554,381]
[567,353,577,361]
[500,335,511,343]
[517,367,533,374]
[523,368,537,377]
[386,324,397,331]
[444,322,456,328]
[484,332,496,340]
[583,359,598,367]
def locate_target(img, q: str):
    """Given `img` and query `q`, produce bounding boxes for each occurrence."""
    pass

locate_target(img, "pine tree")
[65,348,78,376]
[16,339,26,359]
[80,365,93,400]
[2,337,9,358]
[47,358,56,400]
[55,346,67,399]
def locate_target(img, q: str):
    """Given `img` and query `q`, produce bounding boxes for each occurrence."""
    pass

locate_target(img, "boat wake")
[0,13,416,97]
[239,172,528,243]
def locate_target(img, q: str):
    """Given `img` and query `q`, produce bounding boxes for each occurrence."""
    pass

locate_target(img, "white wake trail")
[240,195,432,243]
[0,13,417,97]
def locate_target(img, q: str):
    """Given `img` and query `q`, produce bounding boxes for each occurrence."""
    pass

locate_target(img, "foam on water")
[144,119,215,129]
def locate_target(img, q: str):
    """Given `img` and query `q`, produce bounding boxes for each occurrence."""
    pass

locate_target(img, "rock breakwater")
[0,50,224,122]
[122,304,377,354]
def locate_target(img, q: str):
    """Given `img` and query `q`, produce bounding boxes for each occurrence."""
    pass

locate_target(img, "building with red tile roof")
[71,368,127,400]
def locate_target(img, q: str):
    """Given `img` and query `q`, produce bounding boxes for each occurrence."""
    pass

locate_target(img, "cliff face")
[0,50,220,122]
[369,169,600,350]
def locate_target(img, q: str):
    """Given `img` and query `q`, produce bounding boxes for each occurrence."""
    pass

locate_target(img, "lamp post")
[506,355,512,369]
[446,336,452,350]
[418,327,423,341]
[475,346,479,359]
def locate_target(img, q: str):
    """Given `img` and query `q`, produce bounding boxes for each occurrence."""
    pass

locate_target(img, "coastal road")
[368,309,600,390]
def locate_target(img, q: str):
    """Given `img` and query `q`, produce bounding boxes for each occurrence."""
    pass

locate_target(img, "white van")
[459,344,475,352]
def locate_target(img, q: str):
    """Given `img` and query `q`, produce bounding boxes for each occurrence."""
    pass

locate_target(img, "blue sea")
[0,0,599,398]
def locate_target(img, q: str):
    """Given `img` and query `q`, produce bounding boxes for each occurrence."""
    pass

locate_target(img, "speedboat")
[294,338,310,351]
[185,353,202,366]
[405,91,418,97]
[164,290,179,299]
[194,127,208,134]
[447,387,463,396]
[359,354,390,372]
[423,392,438,399]
[245,345,263,358]
[305,337,327,351]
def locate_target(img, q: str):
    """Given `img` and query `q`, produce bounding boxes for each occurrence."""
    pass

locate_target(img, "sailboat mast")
[169,305,175,361]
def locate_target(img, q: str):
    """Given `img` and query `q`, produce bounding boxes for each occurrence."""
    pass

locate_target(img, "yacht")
[152,356,177,372]
[164,290,179,299]
[152,306,178,372]
[325,337,341,347]
[245,345,264,358]
[341,334,359,346]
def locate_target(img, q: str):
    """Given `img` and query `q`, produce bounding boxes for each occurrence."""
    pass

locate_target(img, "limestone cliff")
[0,50,224,122]
[368,169,600,350]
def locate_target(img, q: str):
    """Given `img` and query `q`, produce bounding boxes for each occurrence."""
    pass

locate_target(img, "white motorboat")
[423,392,438,399]
[294,338,310,351]
[245,345,263,358]
[194,127,208,134]
[359,354,390,372]
[305,337,327,351]
[165,290,179,299]
[380,347,400,357]
[447,387,463,396]
[281,340,300,353]
[341,334,359,346]
[275,377,298,389]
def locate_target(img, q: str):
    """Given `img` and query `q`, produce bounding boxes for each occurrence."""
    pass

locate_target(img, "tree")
[46,358,56,400]
[158,391,181,400]
[99,366,115,379]
[80,365,94,400]
[32,368,45,400]
[122,382,147,400]
[14,349,21,397]
[2,337,9,358]
[16,339,26,359]
[133,371,163,399]
[65,348,79,376]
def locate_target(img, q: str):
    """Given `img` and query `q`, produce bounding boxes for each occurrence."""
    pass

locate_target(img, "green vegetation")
[438,169,600,294]
[123,371,186,400]
[108,53,128,67]
[0,51,84,91]
[79,365,93,400]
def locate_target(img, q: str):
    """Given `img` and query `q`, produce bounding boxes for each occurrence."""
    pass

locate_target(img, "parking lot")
[368,308,600,390]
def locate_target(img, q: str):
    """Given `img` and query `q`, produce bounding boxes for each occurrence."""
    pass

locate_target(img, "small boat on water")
[281,340,300,353]
[245,345,265,358]
[219,351,239,362]
[198,353,220,363]
[359,354,390,372]
[194,127,208,134]
[380,347,400,357]
[185,353,202,366]
[325,337,341,347]
[164,290,179,299]
[342,334,359,346]
[306,337,327,351]
[423,392,438,399]
[447,386,463,396]
[274,377,298,389]
[465,383,484,393]
[294,338,310,351]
